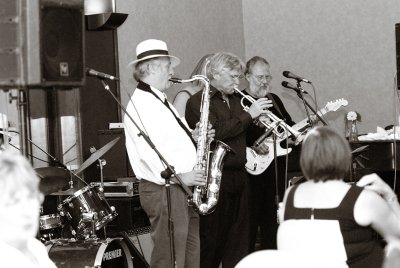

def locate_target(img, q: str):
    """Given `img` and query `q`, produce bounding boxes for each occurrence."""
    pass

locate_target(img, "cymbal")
[50,187,77,196]
[75,137,120,174]
[35,167,71,195]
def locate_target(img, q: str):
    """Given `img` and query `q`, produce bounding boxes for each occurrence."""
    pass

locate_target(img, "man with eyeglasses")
[243,56,295,252]
[185,52,270,268]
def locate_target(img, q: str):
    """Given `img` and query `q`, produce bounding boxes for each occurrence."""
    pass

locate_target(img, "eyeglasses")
[252,74,273,82]
[221,69,244,80]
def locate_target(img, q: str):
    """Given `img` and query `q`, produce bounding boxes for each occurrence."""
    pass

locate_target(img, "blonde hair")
[0,150,40,204]
[207,52,245,80]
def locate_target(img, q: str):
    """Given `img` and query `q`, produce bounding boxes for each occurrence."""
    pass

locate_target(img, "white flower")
[347,111,357,121]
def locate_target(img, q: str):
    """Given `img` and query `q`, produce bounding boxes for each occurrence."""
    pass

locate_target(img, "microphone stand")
[272,131,280,223]
[295,82,328,126]
[160,169,177,268]
[27,136,87,187]
[99,79,190,267]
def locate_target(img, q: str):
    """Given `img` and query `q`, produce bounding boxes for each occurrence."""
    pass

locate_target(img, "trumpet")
[233,87,302,142]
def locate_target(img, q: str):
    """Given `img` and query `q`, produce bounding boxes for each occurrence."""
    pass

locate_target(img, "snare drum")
[40,214,62,230]
[58,185,117,237]
[47,238,133,268]
[39,214,63,241]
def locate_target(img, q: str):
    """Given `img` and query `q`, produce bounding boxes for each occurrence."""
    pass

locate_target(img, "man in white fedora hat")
[124,39,214,268]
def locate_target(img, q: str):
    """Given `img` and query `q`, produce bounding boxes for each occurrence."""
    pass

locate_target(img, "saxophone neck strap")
[137,81,196,146]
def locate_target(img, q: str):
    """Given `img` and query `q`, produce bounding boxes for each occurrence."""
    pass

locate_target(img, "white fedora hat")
[128,39,180,68]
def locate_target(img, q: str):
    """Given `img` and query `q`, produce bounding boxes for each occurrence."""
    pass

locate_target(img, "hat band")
[137,49,169,60]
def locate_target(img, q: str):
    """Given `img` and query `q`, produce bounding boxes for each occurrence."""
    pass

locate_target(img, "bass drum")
[47,238,133,268]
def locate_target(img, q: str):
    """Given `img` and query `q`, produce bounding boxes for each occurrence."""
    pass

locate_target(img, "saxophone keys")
[209,183,219,193]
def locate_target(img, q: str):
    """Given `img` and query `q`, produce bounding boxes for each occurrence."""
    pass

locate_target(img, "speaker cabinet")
[97,130,135,181]
[0,0,84,88]
[106,197,153,267]
[126,228,153,266]
[0,0,41,87]
[106,196,150,231]
[40,0,85,87]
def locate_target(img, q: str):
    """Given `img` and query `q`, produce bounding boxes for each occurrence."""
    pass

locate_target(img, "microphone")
[281,81,308,94]
[282,71,311,83]
[86,68,119,81]
[169,77,183,83]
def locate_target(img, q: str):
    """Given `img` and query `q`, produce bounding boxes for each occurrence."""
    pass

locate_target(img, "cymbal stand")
[97,158,106,191]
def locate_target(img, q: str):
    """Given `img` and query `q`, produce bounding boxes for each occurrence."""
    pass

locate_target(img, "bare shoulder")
[174,89,192,100]
[354,187,388,226]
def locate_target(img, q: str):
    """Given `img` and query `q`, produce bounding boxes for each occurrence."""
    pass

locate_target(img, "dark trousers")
[139,180,200,268]
[248,159,287,252]
[200,168,249,268]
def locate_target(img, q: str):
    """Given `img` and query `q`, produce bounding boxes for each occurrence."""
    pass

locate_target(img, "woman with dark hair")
[277,126,400,267]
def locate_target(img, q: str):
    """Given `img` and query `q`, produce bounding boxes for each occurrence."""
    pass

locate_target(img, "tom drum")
[58,185,117,237]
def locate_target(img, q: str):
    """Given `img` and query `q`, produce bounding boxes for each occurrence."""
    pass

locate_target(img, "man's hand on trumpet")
[246,98,273,119]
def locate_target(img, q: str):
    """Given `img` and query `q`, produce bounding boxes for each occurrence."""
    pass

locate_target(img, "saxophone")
[170,75,232,215]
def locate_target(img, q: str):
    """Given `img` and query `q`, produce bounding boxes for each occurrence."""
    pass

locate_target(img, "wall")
[115,0,246,107]
[243,0,400,135]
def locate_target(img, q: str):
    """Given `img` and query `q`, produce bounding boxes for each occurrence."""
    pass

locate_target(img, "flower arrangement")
[346,111,361,122]
[345,111,361,142]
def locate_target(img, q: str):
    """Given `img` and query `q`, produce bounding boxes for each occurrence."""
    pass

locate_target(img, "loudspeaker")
[396,23,400,90]
[106,196,150,231]
[97,130,135,180]
[0,0,41,87]
[0,0,84,88]
[40,0,85,86]
[126,227,153,266]
[106,196,153,267]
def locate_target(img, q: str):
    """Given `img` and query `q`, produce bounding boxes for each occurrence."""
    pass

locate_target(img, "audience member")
[277,126,400,267]
[0,150,56,268]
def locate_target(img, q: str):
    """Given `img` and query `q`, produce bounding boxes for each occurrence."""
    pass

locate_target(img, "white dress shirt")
[124,83,197,185]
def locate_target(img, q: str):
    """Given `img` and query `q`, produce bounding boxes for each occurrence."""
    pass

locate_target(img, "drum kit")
[35,137,134,267]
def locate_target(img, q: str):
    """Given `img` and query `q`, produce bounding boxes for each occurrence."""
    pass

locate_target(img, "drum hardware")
[57,184,118,239]
[81,211,99,239]
[98,157,107,193]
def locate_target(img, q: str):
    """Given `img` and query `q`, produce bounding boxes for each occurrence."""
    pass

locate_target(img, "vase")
[349,121,358,142]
